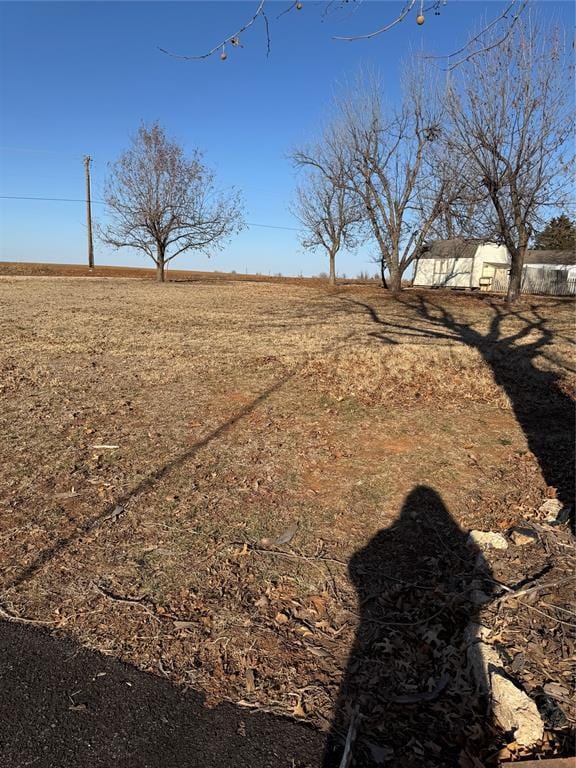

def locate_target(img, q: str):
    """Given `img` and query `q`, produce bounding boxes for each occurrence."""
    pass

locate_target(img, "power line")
[246,221,300,232]
[0,194,301,232]
[0,146,85,157]
[0,195,104,204]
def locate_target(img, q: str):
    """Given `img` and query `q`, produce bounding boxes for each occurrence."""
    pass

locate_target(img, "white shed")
[413,239,509,289]
[413,240,576,295]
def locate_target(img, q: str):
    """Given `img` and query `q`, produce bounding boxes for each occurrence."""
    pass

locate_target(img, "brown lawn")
[0,274,573,763]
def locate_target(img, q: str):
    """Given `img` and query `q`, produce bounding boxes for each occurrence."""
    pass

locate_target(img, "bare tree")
[100,123,244,282]
[445,21,574,303]
[294,71,456,292]
[291,170,362,285]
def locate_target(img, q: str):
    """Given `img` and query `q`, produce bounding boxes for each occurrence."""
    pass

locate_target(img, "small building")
[518,250,576,295]
[413,239,576,296]
[412,239,509,290]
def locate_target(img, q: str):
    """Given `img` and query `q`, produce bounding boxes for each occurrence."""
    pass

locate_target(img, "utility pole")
[84,155,94,269]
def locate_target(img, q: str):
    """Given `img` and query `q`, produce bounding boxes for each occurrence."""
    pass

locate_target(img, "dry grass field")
[0,275,574,764]
[0,259,345,285]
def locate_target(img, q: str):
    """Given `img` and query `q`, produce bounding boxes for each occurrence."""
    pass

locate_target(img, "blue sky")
[0,0,573,276]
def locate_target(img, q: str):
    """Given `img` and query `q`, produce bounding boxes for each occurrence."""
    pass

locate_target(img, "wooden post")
[84,156,94,270]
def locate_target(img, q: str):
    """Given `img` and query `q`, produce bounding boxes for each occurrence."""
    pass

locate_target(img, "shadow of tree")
[324,486,493,767]
[6,370,299,591]
[409,294,574,515]
[340,291,575,515]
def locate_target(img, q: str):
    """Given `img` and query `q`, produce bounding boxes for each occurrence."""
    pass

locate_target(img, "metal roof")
[524,250,576,266]
[420,241,575,267]
[419,239,479,260]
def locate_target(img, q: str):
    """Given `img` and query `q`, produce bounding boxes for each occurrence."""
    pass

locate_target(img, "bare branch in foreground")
[158,0,530,69]
[333,0,417,41]
[158,0,272,61]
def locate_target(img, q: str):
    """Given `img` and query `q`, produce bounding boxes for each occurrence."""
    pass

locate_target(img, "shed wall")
[471,244,509,287]
[413,257,474,287]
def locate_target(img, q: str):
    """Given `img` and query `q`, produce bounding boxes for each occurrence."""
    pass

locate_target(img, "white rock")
[539,498,562,514]
[538,498,563,522]
[491,670,544,747]
[510,526,538,546]
[469,590,492,605]
[468,622,492,642]
[467,530,508,550]
[538,499,571,525]
[466,624,544,748]
[466,624,501,693]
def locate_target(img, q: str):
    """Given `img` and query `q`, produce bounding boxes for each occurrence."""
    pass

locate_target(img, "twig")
[367,602,449,627]
[276,1,297,20]
[517,600,576,628]
[442,6,526,72]
[91,582,161,622]
[540,601,576,618]
[158,0,270,61]
[387,672,450,704]
[424,0,526,63]
[483,576,514,593]
[334,0,417,41]
[339,703,360,768]
[0,604,59,626]
[497,575,576,606]
[245,544,347,566]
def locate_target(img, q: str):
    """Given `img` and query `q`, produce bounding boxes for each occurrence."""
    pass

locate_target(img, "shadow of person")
[323,486,494,767]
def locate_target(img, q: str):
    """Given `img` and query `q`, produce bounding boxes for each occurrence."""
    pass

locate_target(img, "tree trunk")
[506,242,527,305]
[387,265,402,294]
[156,246,165,283]
[380,257,388,289]
[329,251,336,285]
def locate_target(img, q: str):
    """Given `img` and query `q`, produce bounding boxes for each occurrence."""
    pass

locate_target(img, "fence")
[491,268,576,297]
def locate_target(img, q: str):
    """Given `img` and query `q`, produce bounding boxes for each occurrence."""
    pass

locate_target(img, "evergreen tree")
[534,215,576,250]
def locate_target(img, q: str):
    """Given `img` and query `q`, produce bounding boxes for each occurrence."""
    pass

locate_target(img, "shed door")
[479,263,495,292]
[433,259,449,285]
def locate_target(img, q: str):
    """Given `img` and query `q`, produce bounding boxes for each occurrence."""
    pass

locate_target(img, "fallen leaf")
[54,490,81,499]
[261,521,299,547]
[309,595,327,615]
[276,521,298,544]
[245,668,255,693]
[305,643,331,658]
[292,697,306,717]
[173,621,195,630]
